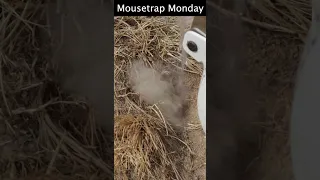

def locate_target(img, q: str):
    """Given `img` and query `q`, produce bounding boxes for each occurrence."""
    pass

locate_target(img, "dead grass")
[0,1,113,179]
[241,27,299,180]
[208,1,309,179]
[241,0,310,179]
[114,115,184,180]
[114,16,202,77]
[114,16,198,180]
[247,0,311,36]
[208,0,311,39]
[0,0,313,179]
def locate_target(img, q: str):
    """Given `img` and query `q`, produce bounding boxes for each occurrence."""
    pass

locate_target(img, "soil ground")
[243,26,300,180]
[0,1,308,180]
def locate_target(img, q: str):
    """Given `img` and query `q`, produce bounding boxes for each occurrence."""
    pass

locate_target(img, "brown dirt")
[243,26,302,180]
[182,73,206,180]
[0,0,311,180]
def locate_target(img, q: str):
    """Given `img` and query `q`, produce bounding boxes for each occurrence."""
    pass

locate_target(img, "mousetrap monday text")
[116,4,205,15]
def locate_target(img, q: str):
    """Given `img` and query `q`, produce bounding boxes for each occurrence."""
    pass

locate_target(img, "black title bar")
[114,1,206,16]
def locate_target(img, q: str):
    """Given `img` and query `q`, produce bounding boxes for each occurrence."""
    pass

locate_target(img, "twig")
[186,123,202,131]
[12,100,85,115]
[1,0,30,48]
[150,104,169,135]
[44,113,113,175]
[0,52,11,116]
[14,82,43,93]
[241,16,297,34]
[46,132,65,174]
[167,134,195,155]
[125,97,156,119]
[116,92,137,98]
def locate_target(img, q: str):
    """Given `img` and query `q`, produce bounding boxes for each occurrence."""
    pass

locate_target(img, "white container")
[182,29,206,134]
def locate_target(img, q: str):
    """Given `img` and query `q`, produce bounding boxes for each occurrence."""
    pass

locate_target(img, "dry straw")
[0,1,113,179]
[114,16,193,180]
[0,0,313,179]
